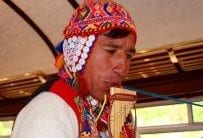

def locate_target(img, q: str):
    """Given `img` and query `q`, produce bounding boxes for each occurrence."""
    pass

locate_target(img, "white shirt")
[11,92,78,138]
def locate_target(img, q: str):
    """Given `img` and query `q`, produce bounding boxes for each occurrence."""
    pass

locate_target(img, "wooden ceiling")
[0,40,202,116]
[0,72,46,99]
[124,39,203,102]
[125,39,203,80]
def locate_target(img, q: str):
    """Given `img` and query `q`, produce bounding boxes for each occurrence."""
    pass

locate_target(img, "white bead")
[79,59,85,65]
[76,50,81,56]
[64,58,67,64]
[78,36,82,40]
[72,66,76,73]
[70,61,75,66]
[63,43,68,52]
[81,53,87,59]
[86,40,93,47]
[90,99,98,106]
[83,46,89,53]
[76,64,82,71]
[63,39,68,45]
[73,56,78,62]
[67,61,71,65]
[72,36,77,42]
[88,35,95,41]
[69,42,74,48]
[68,37,72,43]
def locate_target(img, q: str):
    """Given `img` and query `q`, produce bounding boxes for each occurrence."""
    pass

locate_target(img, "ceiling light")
[168,49,178,63]
[2,78,9,81]
[19,91,24,94]
[138,72,143,74]
[141,74,148,78]
[144,59,150,62]
[138,50,148,54]
[24,73,31,76]
[155,72,160,75]
[38,75,47,83]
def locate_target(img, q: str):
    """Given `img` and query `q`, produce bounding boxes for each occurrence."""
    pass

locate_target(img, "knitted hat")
[63,0,136,38]
[55,0,136,74]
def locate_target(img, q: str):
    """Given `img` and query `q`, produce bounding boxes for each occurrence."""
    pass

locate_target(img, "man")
[11,0,138,137]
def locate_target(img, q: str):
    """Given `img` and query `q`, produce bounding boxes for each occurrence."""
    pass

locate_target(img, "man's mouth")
[103,81,121,90]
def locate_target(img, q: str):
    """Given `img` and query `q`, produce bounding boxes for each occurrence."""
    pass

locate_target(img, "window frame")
[136,96,203,134]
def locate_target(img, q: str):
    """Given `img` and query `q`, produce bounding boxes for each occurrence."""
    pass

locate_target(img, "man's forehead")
[100,33,136,46]
[97,34,136,52]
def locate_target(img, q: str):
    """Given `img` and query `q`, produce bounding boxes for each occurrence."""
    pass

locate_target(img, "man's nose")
[113,54,129,77]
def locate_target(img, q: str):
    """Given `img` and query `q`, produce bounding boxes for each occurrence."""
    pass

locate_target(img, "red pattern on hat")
[63,0,136,38]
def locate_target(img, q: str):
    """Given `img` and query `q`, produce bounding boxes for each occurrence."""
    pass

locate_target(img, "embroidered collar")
[78,95,110,137]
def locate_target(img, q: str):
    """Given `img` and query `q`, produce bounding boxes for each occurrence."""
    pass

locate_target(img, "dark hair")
[104,28,132,38]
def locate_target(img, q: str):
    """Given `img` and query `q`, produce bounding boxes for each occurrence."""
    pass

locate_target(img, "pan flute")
[108,87,137,138]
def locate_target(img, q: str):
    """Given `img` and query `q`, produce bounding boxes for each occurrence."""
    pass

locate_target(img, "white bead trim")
[63,35,96,73]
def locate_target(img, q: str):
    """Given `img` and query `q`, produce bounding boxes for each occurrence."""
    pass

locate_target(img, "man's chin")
[90,90,109,101]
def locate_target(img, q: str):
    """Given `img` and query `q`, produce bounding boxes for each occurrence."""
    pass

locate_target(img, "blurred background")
[0,0,203,137]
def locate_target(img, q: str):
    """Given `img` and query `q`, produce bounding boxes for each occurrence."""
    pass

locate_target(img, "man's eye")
[106,49,116,54]
[126,53,133,59]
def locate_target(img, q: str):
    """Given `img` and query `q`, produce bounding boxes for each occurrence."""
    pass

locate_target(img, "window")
[137,104,188,127]
[193,101,203,122]
[136,97,203,138]
[0,118,14,137]
[141,131,203,138]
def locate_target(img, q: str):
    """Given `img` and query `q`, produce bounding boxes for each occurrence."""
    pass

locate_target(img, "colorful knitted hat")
[55,0,136,76]
[63,0,136,38]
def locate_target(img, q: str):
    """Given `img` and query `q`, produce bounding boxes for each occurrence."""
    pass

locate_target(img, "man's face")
[81,32,136,101]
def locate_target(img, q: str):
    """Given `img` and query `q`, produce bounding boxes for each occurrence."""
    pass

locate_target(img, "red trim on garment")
[49,79,81,126]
